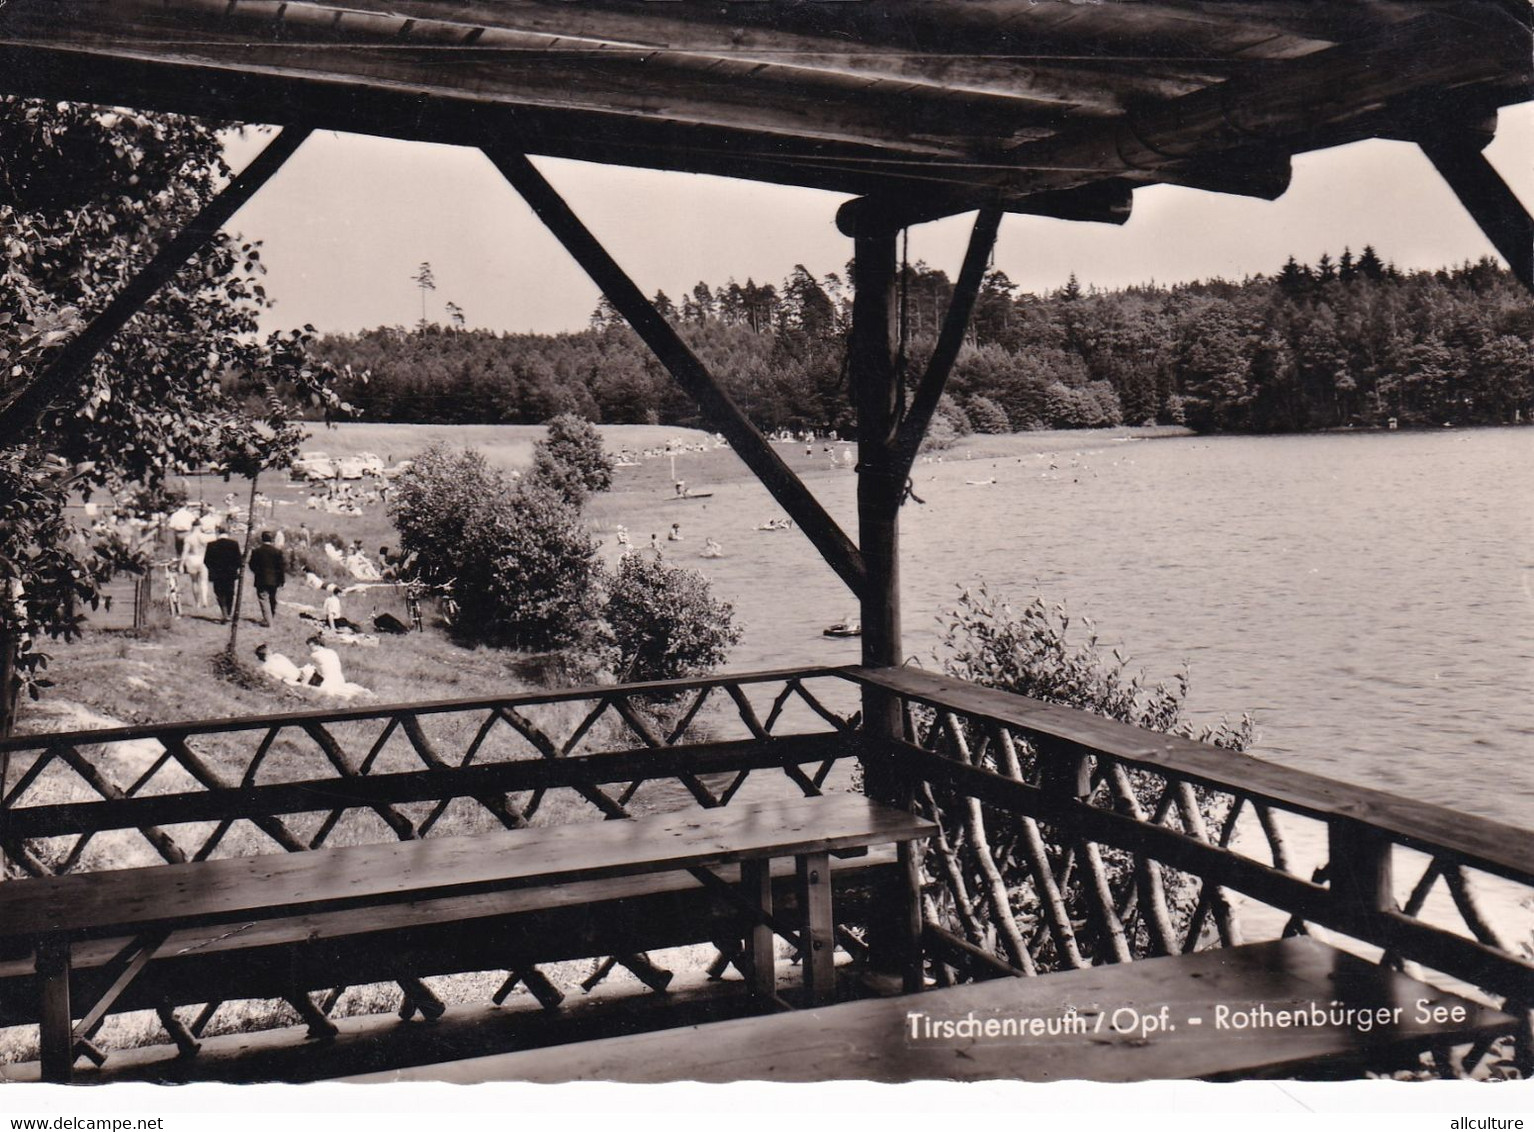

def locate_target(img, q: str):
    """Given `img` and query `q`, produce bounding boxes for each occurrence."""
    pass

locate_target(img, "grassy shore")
[305,421,718,473]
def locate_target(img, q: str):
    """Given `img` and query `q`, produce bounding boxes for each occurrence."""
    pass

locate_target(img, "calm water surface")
[610,428,1534,828]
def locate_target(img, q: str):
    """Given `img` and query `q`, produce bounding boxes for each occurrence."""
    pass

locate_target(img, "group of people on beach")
[304,477,387,517]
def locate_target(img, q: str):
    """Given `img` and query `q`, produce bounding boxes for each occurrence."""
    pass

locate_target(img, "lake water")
[606,427,1534,829]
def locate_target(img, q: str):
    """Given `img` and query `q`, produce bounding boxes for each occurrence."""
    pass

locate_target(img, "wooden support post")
[849,225,905,805]
[1328,819,1395,916]
[741,858,776,1000]
[846,223,915,981]
[0,630,21,743]
[37,936,74,1083]
[0,128,312,448]
[1419,133,1534,292]
[898,840,926,993]
[481,147,866,598]
[797,851,836,1005]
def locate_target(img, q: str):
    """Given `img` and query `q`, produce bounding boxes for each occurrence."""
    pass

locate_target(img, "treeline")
[313,252,1534,435]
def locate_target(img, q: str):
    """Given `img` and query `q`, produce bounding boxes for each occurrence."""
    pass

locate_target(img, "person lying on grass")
[254,643,315,687]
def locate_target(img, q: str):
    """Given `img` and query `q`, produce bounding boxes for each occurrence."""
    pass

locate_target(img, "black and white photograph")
[0,0,1531,1120]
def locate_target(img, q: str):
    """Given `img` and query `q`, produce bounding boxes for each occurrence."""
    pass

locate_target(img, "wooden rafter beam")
[992,10,1529,182]
[0,127,311,449]
[480,148,867,600]
[837,180,1130,238]
[0,3,1524,212]
[0,40,1068,204]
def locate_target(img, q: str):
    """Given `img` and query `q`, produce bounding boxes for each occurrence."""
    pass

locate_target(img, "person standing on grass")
[166,502,197,556]
[249,530,286,626]
[204,525,243,623]
[180,518,213,610]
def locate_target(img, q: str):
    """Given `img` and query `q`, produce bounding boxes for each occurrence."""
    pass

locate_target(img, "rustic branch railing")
[0,667,862,876]
[846,665,1534,1075]
[3,663,1531,1078]
[0,667,865,1056]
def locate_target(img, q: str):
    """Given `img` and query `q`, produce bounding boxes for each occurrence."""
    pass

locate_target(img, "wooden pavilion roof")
[0,0,1529,224]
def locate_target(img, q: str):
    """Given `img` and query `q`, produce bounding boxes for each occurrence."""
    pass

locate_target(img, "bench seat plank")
[0,795,933,946]
[351,939,1518,1083]
[0,851,900,1028]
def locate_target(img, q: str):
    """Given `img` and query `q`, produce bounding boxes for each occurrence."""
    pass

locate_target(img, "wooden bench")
[348,938,1519,1083]
[0,794,934,1083]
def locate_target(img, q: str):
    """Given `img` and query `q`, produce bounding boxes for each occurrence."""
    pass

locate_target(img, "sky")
[221,102,1534,338]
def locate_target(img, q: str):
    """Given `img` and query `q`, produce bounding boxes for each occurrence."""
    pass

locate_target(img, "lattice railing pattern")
[0,667,861,1057]
[0,668,859,876]
[849,666,1534,1077]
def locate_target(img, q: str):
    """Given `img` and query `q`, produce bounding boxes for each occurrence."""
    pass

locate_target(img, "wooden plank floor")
[349,940,1518,1083]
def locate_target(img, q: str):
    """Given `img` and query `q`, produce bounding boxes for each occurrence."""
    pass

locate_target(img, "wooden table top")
[0,794,934,945]
[351,938,1519,1084]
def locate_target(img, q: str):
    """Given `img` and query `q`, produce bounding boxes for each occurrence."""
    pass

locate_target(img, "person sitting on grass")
[306,634,369,699]
[323,584,361,632]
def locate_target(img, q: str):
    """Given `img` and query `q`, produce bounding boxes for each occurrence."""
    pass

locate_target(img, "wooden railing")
[3,663,1531,1077]
[846,665,1534,1074]
[0,667,861,880]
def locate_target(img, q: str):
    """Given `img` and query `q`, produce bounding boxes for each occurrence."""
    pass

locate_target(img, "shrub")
[523,413,614,506]
[388,445,507,587]
[966,395,1011,434]
[603,552,741,687]
[489,483,603,651]
[923,583,1253,968]
[389,443,601,650]
[936,584,1251,741]
[918,414,958,453]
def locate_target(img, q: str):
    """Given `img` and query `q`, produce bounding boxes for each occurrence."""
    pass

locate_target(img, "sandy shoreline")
[601,423,1195,500]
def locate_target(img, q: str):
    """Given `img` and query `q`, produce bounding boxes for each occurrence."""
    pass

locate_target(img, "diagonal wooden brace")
[68,930,170,1059]
[893,208,1003,482]
[157,1004,203,1059]
[396,976,446,1021]
[286,992,339,1040]
[483,146,866,599]
[617,953,674,994]
[1419,131,1534,291]
[687,865,806,954]
[493,967,565,1010]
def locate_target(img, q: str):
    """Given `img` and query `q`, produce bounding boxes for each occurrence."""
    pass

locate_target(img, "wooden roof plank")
[0,0,1525,211]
